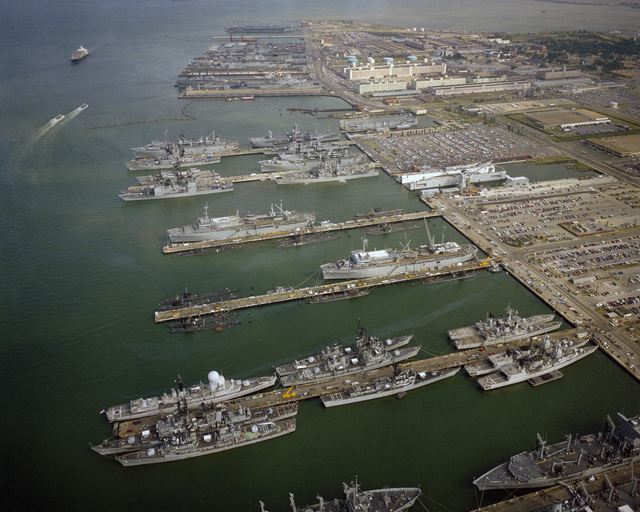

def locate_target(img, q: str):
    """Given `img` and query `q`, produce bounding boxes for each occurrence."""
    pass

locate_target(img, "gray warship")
[93,402,297,456]
[166,202,315,244]
[125,153,220,172]
[272,479,421,512]
[475,337,597,390]
[276,323,418,387]
[105,371,277,423]
[118,169,232,201]
[275,160,379,185]
[259,141,365,173]
[448,306,561,350]
[474,412,640,490]
[249,123,340,149]
[116,414,296,466]
[131,130,239,159]
[320,368,458,408]
[320,233,478,280]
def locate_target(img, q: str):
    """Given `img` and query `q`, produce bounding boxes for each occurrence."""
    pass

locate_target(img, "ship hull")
[451,319,562,350]
[321,369,457,407]
[119,185,232,201]
[321,250,476,280]
[276,169,379,185]
[167,218,314,244]
[477,345,597,390]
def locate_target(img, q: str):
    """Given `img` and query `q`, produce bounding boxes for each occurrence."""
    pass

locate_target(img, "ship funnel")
[208,370,220,391]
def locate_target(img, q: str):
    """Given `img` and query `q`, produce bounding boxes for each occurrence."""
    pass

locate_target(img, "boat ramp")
[162,210,440,254]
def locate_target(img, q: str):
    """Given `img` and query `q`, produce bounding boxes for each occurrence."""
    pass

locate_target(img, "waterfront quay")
[422,175,640,382]
[162,210,439,254]
[154,259,486,323]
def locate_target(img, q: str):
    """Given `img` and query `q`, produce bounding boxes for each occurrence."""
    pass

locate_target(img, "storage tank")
[382,57,394,63]
[407,55,418,61]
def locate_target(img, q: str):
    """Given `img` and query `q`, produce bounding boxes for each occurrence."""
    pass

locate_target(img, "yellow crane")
[282,377,301,399]
[479,254,492,266]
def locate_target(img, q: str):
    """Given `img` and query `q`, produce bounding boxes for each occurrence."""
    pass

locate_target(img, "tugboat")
[70,46,89,62]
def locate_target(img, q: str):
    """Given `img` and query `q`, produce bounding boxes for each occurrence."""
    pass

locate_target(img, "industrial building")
[357,80,408,94]
[428,80,531,96]
[527,109,611,130]
[342,60,447,80]
[584,134,640,157]
[536,67,581,80]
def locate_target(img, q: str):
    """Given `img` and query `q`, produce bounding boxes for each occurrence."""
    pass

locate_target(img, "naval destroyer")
[277,479,421,512]
[275,160,379,185]
[105,371,277,423]
[259,142,365,173]
[475,337,597,390]
[320,368,458,407]
[125,153,221,172]
[70,46,89,62]
[115,412,296,466]
[166,202,315,244]
[249,123,340,148]
[320,232,478,280]
[276,323,418,387]
[118,169,232,201]
[448,306,561,350]
[94,402,297,457]
[474,412,640,490]
[131,131,239,159]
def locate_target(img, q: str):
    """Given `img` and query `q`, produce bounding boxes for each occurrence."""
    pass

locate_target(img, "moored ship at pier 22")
[166,202,315,244]
[105,371,277,423]
[131,131,239,159]
[275,160,379,185]
[474,412,640,490]
[320,233,478,280]
[448,306,561,350]
[275,323,418,387]
[118,169,232,201]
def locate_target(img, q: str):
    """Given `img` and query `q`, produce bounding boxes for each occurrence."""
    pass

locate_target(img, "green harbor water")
[1,1,639,510]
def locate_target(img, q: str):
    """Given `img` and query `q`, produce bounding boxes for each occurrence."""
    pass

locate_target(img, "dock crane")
[282,377,301,399]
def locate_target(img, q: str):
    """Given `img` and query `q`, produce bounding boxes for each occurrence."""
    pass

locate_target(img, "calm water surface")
[1,1,639,510]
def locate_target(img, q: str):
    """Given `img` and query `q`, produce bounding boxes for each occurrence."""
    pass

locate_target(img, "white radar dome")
[208,371,220,384]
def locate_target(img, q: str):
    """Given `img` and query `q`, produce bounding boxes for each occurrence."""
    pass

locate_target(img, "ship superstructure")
[321,231,477,280]
[118,168,232,201]
[167,202,315,244]
[276,324,418,387]
[105,371,277,423]
[448,306,561,350]
[249,123,340,149]
[474,413,640,490]
[131,131,239,159]
[275,160,379,185]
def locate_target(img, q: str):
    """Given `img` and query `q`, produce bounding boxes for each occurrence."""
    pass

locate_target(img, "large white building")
[342,61,447,80]
[428,80,531,96]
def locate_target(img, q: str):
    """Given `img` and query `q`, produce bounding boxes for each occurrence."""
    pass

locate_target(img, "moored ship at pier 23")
[474,412,640,490]
[320,230,478,280]
[259,141,366,173]
[166,202,315,244]
[448,306,562,350]
[118,169,232,201]
[275,323,418,387]
[275,160,379,185]
[105,371,277,423]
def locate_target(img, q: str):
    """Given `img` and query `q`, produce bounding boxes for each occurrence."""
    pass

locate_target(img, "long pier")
[162,210,439,254]
[154,259,486,323]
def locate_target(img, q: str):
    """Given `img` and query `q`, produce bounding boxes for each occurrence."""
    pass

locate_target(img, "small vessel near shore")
[105,371,277,423]
[277,479,421,512]
[131,131,239,159]
[275,160,379,185]
[473,412,640,490]
[320,231,477,280]
[275,323,418,387]
[320,368,458,407]
[166,202,315,244]
[475,337,597,390]
[448,306,561,350]
[118,169,232,201]
[70,46,89,62]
